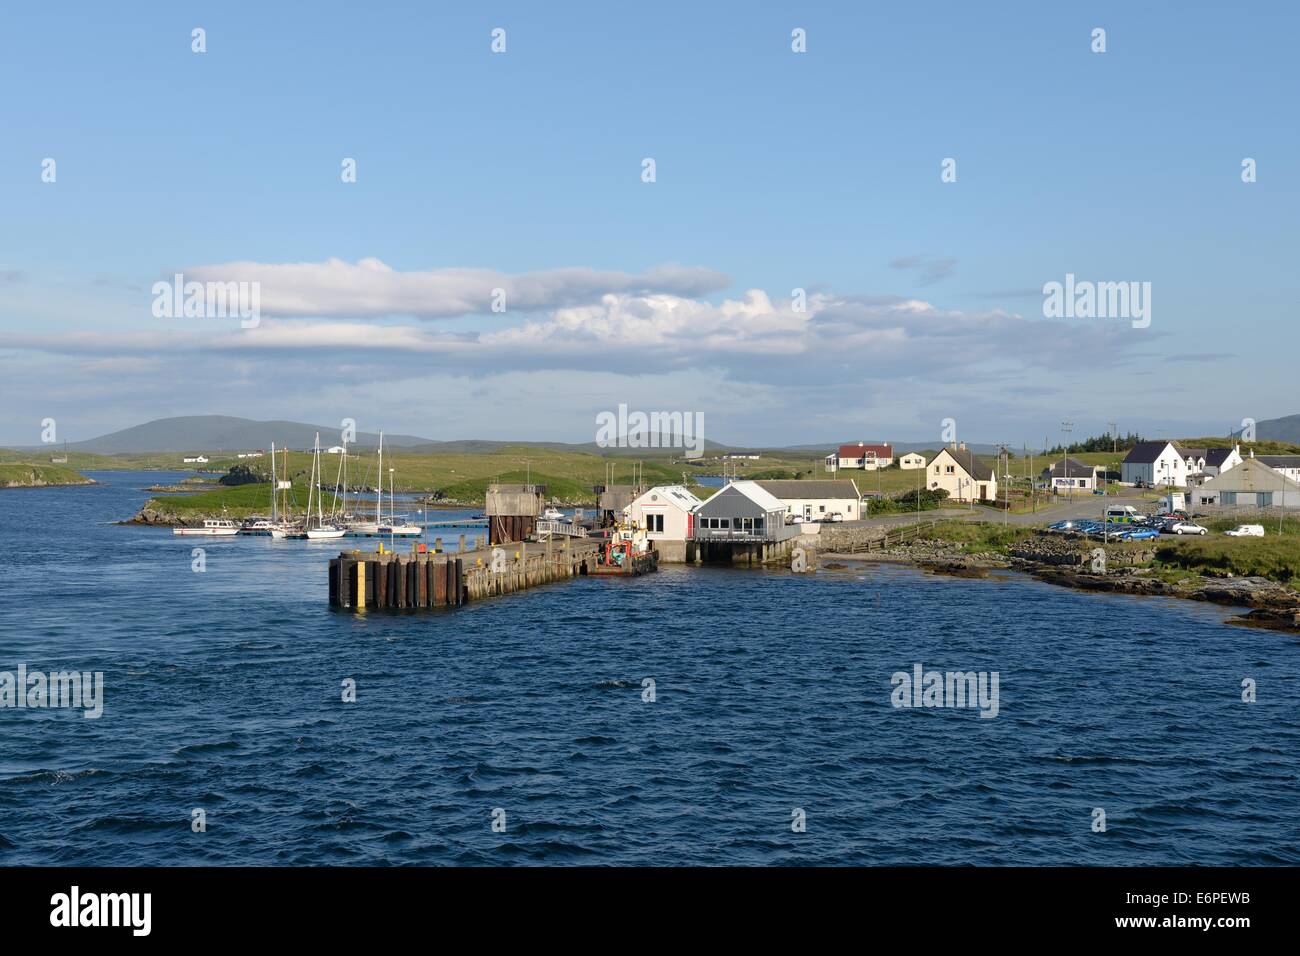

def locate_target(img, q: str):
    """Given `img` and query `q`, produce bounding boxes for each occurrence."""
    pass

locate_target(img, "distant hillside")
[781,440,1008,456]
[50,416,435,454]
[1249,414,1300,446]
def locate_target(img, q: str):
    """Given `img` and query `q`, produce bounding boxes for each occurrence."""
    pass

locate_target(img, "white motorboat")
[378,521,422,537]
[540,506,565,522]
[174,518,238,536]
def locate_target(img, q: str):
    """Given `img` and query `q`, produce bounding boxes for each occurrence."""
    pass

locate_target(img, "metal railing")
[535,519,588,539]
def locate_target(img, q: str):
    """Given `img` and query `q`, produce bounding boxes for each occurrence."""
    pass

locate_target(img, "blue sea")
[1,471,1297,865]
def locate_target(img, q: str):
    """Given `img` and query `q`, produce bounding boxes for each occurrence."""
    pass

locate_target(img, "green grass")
[1153,537,1300,583]
[0,462,94,486]
[920,521,1037,553]
[146,482,291,518]
[1196,514,1300,537]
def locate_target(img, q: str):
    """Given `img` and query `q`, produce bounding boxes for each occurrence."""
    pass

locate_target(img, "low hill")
[51,416,435,454]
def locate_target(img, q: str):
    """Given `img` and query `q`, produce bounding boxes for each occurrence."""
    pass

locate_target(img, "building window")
[646,513,664,533]
[754,517,764,530]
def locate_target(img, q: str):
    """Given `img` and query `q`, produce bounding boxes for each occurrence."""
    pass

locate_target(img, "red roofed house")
[825,441,894,472]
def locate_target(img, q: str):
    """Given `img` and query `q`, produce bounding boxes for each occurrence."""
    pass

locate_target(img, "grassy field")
[0,462,96,487]
[1153,536,1300,584]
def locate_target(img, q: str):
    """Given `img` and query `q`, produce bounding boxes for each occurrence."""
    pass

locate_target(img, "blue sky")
[1,1,1296,448]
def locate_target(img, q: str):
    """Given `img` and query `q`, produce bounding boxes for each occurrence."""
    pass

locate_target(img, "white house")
[928,445,997,502]
[825,442,894,471]
[1041,457,1100,492]
[754,479,861,522]
[1121,441,1191,487]
[1192,456,1300,509]
[899,452,927,470]
[1257,454,1300,484]
[623,485,701,540]
[182,455,209,464]
[1203,445,1243,478]
[325,446,346,454]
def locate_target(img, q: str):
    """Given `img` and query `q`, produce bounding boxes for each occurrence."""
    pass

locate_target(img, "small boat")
[240,518,277,536]
[540,506,565,522]
[305,527,346,540]
[174,518,238,536]
[379,522,422,537]
[287,433,345,539]
[588,525,658,576]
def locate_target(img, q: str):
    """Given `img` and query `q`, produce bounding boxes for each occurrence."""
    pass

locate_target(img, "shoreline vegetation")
[821,520,1300,634]
[0,462,97,488]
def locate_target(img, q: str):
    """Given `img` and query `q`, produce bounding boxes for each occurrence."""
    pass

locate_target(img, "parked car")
[1123,527,1161,540]
[1166,521,1208,536]
[821,513,844,523]
[1224,524,1265,537]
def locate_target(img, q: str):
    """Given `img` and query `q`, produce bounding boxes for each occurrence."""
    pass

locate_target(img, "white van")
[1224,524,1265,537]
[1105,505,1140,524]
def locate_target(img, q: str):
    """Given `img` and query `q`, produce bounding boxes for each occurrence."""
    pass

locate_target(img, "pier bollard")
[434,536,442,553]
[458,533,465,552]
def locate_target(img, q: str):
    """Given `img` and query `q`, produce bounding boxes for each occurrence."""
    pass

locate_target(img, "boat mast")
[376,431,384,524]
[330,442,345,519]
[271,442,278,524]
[314,433,326,529]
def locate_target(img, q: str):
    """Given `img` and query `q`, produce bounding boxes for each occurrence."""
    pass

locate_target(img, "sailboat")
[378,462,421,537]
[288,433,345,539]
[240,442,293,537]
[343,432,383,536]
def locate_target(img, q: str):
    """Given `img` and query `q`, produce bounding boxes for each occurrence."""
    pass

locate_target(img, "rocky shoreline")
[1,475,97,488]
[823,535,1300,633]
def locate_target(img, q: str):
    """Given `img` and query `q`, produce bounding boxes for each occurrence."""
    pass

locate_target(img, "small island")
[0,462,96,488]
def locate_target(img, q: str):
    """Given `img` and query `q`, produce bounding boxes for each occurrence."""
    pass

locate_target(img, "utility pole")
[1108,421,1118,454]
[1061,421,1074,501]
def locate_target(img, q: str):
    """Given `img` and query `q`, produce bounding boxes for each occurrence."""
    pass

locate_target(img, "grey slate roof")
[1122,441,1173,465]
[937,446,994,481]
[755,479,860,500]
[1042,457,1096,478]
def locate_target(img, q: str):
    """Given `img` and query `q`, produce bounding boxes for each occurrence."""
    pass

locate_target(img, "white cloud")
[178,258,731,319]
